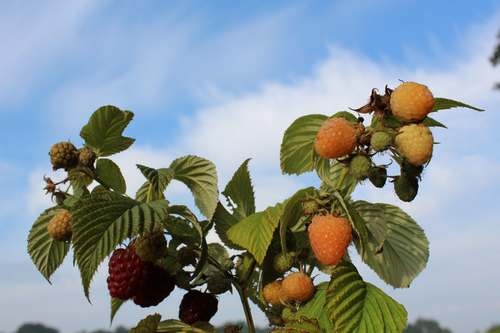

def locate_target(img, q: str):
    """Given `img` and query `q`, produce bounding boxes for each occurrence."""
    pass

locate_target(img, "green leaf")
[207,243,233,271]
[421,117,447,128]
[332,192,369,255]
[27,208,70,282]
[80,105,135,156]
[167,205,208,284]
[282,282,333,332]
[131,314,161,333]
[432,97,484,112]
[272,317,323,333]
[72,193,169,298]
[135,165,174,203]
[227,203,284,264]
[170,155,218,219]
[213,159,255,250]
[279,187,316,253]
[222,158,255,220]
[212,203,243,250]
[352,201,429,288]
[157,320,215,333]
[332,111,358,123]
[110,298,126,323]
[280,114,328,175]
[318,161,357,197]
[95,158,126,194]
[326,261,408,333]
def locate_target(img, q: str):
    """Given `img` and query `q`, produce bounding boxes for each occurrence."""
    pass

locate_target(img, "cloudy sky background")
[1,1,500,332]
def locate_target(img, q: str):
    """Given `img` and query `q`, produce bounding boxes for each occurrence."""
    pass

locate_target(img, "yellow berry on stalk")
[281,272,315,303]
[47,209,73,241]
[395,124,434,166]
[390,82,434,122]
[314,117,357,159]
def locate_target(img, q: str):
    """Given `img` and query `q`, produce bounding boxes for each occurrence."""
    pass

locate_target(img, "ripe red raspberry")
[47,209,72,241]
[106,246,144,300]
[390,82,434,122]
[179,290,218,324]
[281,272,315,303]
[308,214,352,266]
[314,117,357,159]
[132,262,175,307]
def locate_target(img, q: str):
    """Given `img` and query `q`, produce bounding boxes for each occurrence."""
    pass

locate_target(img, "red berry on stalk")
[106,246,144,300]
[179,290,218,324]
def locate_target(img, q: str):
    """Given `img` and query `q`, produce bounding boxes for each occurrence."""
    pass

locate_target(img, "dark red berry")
[179,290,218,324]
[132,262,175,307]
[106,246,144,300]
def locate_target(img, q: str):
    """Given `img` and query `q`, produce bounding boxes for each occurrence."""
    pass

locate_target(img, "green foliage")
[353,201,429,288]
[157,319,215,332]
[16,323,59,333]
[130,314,162,333]
[110,298,126,323]
[278,187,316,253]
[326,262,408,332]
[135,164,173,202]
[432,97,484,112]
[421,116,447,128]
[80,105,135,156]
[170,155,218,219]
[213,159,255,250]
[27,208,70,282]
[281,283,334,332]
[404,319,452,333]
[95,158,126,194]
[221,159,255,220]
[317,161,357,197]
[280,114,328,175]
[486,325,500,333]
[227,203,284,264]
[72,192,168,298]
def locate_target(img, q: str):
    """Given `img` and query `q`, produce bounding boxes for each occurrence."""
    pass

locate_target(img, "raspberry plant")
[27,83,483,332]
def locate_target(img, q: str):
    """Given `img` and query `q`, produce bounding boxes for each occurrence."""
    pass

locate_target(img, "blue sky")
[1,1,500,332]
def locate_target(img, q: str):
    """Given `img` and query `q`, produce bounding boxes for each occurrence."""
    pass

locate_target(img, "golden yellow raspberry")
[395,124,434,166]
[262,280,286,306]
[314,117,357,159]
[390,82,434,122]
[47,209,72,241]
[281,272,315,303]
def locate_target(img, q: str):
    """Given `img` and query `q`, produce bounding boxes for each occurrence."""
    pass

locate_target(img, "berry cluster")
[262,271,315,306]
[107,244,175,307]
[314,81,436,202]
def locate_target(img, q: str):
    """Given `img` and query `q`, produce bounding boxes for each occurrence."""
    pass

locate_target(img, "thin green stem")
[235,284,256,333]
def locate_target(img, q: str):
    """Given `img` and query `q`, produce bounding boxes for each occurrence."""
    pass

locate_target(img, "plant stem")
[235,284,256,333]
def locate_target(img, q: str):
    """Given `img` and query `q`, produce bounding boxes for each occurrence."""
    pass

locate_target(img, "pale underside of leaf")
[28,208,70,282]
[327,261,408,333]
[353,201,429,288]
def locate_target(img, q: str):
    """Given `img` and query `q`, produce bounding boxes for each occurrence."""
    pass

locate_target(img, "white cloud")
[0,1,99,105]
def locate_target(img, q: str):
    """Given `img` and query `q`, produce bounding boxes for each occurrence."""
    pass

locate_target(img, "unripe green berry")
[273,252,295,273]
[349,154,372,180]
[370,131,393,152]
